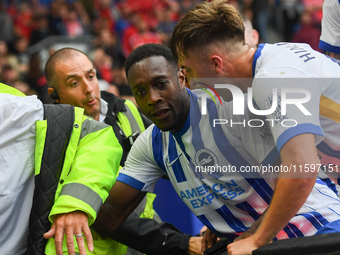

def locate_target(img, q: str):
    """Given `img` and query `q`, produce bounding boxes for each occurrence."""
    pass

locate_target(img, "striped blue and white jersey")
[319,0,340,54]
[118,89,340,240]
[253,42,340,184]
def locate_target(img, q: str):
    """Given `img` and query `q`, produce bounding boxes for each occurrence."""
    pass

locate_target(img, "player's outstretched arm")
[104,211,194,255]
[227,134,319,255]
[92,181,146,234]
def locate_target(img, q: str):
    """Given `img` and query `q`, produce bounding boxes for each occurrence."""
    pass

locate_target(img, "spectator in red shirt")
[292,11,322,52]
[128,15,162,53]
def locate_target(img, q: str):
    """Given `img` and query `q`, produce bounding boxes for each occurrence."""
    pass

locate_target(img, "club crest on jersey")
[194,149,219,168]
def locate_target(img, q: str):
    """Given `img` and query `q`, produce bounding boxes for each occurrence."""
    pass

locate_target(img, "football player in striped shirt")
[170,0,340,254]
[93,43,340,255]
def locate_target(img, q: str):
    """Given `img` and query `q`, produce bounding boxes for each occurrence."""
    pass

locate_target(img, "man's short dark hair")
[125,43,178,77]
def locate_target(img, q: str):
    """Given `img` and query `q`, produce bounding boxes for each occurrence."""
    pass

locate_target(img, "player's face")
[53,53,101,120]
[128,56,190,133]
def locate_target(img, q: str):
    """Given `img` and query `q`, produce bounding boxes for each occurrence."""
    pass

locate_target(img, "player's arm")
[93,128,159,231]
[227,133,319,255]
[92,180,146,234]
[101,211,194,255]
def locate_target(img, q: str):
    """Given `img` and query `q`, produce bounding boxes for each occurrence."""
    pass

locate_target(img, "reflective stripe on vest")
[80,118,112,140]
[60,183,103,213]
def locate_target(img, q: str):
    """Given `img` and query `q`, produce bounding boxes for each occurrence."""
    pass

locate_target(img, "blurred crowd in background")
[0,0,324,103]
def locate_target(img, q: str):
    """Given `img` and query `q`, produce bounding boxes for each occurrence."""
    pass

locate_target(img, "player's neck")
[229,46,255,78]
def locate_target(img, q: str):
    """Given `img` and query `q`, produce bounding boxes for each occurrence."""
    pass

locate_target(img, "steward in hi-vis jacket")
[0,83,122,255]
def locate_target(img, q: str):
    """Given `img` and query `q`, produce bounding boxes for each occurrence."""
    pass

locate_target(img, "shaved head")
[44,47,101,120]
[45,48,91,88]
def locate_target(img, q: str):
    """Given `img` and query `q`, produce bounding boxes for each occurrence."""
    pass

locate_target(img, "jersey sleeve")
[252,72,324,152]
[117,125,165,192]
[319,0,340,54]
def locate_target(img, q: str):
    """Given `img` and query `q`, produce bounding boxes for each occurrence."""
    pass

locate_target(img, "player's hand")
[43,210,93,255]
[227,235,260,255]
[201,228,219,253]
[187,236,204,255]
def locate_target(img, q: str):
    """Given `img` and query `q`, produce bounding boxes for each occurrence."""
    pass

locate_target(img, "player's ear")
[48,87,60,103]
[212,54,234,77]
[178,68,186,88]
[211,55,223,74]
[251,29,259,47]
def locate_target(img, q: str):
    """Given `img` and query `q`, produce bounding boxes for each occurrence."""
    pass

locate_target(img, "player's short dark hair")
[125,43,178,77]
